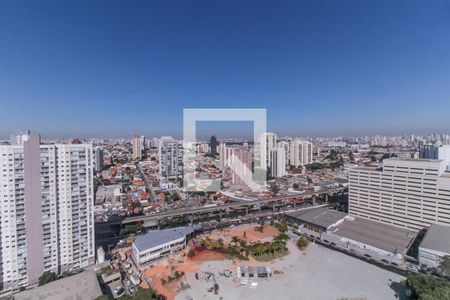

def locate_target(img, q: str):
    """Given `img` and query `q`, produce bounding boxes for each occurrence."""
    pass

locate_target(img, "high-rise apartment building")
[270,148,287,178]
[0,133,95,290]
[290,139,313,167]
[219,141,227,171]
[349,158,450,231]
[159,137,183,180]
[261,133,277,171]
[132,135,142,160]
[277,141,290,167]
[210,136,218,156]
[94,147,104,172]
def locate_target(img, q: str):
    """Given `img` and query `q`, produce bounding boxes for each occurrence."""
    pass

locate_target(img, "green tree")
[231,236,240,246]
[121,288,159,300]
[406,273,450,300]
[297,237,310,250]
[270,183,280,196]
[439,256,450,276]
[38,271,58,286]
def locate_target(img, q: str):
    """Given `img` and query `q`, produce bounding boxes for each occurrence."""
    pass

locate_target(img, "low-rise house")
[95,184,123,206]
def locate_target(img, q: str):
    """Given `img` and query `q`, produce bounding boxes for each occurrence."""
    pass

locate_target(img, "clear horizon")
[1,1,450,137]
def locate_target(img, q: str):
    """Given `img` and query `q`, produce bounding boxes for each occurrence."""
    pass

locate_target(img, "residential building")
[270,148,286,178]
[219,141,227,170]
[349,158,450,231]
[159,137,183,180]
[260,132,277,171]
[290,139,313,167]
[95,184,123,206]
[132,135,142,160]
[0,133,95,290]
[277,141,290,167]
[94,147,104,172]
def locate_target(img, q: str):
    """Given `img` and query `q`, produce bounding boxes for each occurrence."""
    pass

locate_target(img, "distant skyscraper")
[419,145,439,159]
[159,137,183,179]
[210,136,218,155]
[0,133,95,290]
[132,135,142,160]
[270,147,287,178]
[94,147,104,172]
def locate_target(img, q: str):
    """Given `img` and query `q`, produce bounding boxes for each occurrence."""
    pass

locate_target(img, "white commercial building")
[349,158,450,231]
[158,137,183,180]
[0,133,95,290]
[418,223,450,269]
[438,145,450,171]
[290,139,313,167]
[270,148,287,178]
[132,226,195,267]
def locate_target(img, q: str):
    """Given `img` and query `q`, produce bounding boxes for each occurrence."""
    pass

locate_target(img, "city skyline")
[1,1,450,138]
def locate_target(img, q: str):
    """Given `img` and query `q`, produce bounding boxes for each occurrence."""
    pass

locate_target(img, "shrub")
[297,237,310,250]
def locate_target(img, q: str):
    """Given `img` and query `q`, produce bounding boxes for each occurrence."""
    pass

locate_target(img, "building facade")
[94,147,104,172]
[132,135,142,160]
[270,148,286,178]
[290,139,313,167]
[349,158,450,231]
[210,135,218,156]
[0,133,95,290]
[158,138,183,180]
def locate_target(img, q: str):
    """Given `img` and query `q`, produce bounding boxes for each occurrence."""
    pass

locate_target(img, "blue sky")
[1,0,450,138]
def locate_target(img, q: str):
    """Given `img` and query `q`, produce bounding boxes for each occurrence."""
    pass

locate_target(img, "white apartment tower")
[260,133,277,171]
[290,139,313,167]
[0,133,95,290]
[132,135,142,160]
[159,138,183,180]
[277,141,290,167]
[270,148,287,178]
[349,158,450,231]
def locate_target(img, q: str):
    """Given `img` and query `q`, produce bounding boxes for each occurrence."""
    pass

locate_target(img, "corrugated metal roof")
[133,226,195,252]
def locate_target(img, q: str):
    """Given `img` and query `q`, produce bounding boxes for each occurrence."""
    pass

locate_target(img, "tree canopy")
[406,273,450,300]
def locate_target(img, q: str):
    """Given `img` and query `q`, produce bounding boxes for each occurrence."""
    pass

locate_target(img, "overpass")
[96,186,346,228]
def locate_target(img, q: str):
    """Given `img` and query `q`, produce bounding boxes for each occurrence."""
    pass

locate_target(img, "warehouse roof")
[330,216,416,255]
[420,223,450,254]
[286,206,347,229]
[133,226,195,252]
[14,270,102,300]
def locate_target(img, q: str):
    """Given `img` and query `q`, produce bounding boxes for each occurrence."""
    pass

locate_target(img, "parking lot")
[177,241,406,300]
